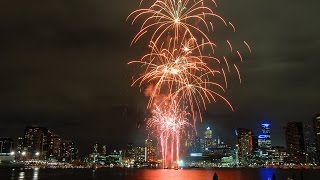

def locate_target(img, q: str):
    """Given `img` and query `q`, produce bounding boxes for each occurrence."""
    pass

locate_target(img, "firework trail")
[128,32,233,121]
[147,100,191,167]
[129,0,224,45]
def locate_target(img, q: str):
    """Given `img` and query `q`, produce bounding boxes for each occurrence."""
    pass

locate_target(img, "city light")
[258,135,268,139]
[190,153,202,157]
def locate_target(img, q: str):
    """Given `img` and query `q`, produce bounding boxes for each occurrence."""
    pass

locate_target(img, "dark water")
[0,168,319,180]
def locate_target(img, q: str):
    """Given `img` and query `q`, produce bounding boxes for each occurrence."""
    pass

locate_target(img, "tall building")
[94,142,98,154]
[285,122,305,163]
[258,123,272,154]
[304,124,316,164]
[102,145,107,155]
[204,127,214,151]
[16,137,24,153]
[23,126,48,158]
[60,140,75,162]
[187,136,202,154]
[251,134,259,153]
[313,113,320,164]
[134,146,145,162]
[124,143,134,162]
[236,128,253,162]
[47,133,61,159]
[145,139,156,162]
[0,137,14,154]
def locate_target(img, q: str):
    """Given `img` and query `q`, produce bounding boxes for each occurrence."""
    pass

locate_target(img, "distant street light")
[35,152,40,156]
[22,151,26,156]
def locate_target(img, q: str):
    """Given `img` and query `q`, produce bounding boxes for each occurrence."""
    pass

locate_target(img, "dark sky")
[0,0,319,154]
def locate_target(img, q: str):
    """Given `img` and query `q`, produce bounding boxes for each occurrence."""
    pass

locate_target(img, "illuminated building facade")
[60,140,75,162]
[124,143,134,162]
[109,150,122,164]
[236,128,253,163]
[145,139,156,162]
[134,146,145,162]
[204,127,214,151]
[258,123,272,155]
[16,137,24,153]
[0,137,14,154]
[313,113,320,164]
[285,122,305,163]
[23,126,48,158]
[187,136,202,154]
[44,131,61,160]
[269,146,288,164]
[304,124,316,163]
[47,133,61,159]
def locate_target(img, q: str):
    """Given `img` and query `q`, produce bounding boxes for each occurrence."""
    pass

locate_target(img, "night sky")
[0,0,319,154]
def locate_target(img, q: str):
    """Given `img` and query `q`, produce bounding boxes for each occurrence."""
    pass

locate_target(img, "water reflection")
[33,168,39,180]
[11,169,15,180]
[259,168,276,180]
[138,169,244,180]
[4,168,317,180]
[18,171,25,180]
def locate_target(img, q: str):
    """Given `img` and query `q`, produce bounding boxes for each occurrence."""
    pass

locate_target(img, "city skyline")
[2,118,320,167]
[0,0,319,155]
[2,116,319,156]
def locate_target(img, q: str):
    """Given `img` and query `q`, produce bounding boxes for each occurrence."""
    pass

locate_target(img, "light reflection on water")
[18,171,24,180]
[4,168,319,180]
[259,168,276,180]
[33,168,39,180]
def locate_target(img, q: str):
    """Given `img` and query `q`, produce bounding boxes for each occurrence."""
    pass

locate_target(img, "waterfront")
[0,168,320,180]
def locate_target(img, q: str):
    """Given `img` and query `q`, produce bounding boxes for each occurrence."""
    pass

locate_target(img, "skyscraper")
[236,128,253,162]
[313,113,320,164]
[204,127,213,151]
[47,133,61,159]
[145,139,156,162]
[23,126,48,158]
[258,123,272,161]
[60,140,75,162]
[16,137,24,153]
[187,136,202,154]
[124,143,134,162]
[285,122,305,163]
[251,134,259,153]
[258,123,272,155]
[304,124,316,163]
[134,146,145,162]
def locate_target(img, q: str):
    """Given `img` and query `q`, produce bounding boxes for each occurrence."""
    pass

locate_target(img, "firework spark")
[128,33,234,121]
[127,0,226,49]
[147,100,191,167]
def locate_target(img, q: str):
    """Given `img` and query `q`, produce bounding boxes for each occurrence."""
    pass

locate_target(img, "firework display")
[128,0,250,167]
[147,100,191,167]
